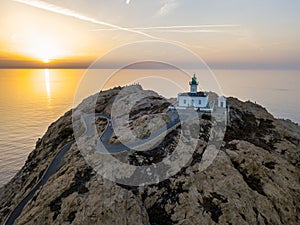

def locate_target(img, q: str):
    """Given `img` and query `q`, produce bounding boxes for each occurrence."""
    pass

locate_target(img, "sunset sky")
[1,0,299,69]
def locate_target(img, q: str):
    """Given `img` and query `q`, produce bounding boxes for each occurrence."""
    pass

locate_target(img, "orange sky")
[1,0,299,69]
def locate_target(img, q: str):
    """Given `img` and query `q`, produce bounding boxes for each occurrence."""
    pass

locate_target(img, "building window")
[183,99,186,104]
[198,100,201,105]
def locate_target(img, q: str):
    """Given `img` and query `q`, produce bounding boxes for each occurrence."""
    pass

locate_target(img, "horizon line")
[0,65,299,71]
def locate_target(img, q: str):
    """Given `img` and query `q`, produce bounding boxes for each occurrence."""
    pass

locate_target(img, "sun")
[42,58,50,63]
[31,46,58,63]
[24,36,63,63]
[29,46,58,63]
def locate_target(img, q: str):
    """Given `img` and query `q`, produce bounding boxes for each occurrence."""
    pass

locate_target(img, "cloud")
[13,0,156,39]
[157,0,180,16]
[92,24,241,32]
[12,0,243,52]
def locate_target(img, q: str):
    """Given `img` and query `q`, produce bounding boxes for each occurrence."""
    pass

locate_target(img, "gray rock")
[1,86,299,225]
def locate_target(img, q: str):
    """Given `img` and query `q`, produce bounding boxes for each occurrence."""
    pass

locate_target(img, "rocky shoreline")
[0,85,299,225]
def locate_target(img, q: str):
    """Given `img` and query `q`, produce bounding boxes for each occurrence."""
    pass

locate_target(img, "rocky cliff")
[0,85,299,225]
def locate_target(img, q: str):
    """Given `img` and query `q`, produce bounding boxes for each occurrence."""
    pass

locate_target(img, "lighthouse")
[176,74,209,110]
[189,74,198,94]
[170,74,227,112]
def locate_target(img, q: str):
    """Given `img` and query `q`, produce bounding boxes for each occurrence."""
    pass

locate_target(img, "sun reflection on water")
[44,69,52,108]
[44,69,50,96]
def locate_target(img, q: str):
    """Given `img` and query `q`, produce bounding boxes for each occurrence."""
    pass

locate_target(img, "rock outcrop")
[0,85,299,225]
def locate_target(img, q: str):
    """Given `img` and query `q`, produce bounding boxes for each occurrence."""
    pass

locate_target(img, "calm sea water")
[0,69,299,187]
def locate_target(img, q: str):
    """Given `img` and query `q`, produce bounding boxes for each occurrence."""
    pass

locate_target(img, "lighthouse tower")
[189,74,199,94]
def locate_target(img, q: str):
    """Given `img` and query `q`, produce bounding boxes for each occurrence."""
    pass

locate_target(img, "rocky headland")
[0,85,299,225]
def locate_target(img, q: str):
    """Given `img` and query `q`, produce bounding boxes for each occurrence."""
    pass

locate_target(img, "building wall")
[190,85,197,93]
[178,95,208,108]
[218,96,227,108]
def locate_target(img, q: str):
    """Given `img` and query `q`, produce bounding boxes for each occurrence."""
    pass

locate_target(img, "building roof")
[178,92,207,97]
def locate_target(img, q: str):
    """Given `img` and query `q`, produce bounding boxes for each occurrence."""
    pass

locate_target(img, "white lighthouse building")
[176,75,211,111]
[175,74,226,112]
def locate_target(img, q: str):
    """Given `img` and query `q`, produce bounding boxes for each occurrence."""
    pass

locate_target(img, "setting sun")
[28,40,62,63]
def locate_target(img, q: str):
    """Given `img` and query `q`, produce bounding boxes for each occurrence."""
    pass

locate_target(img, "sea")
[0,69,299,187]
